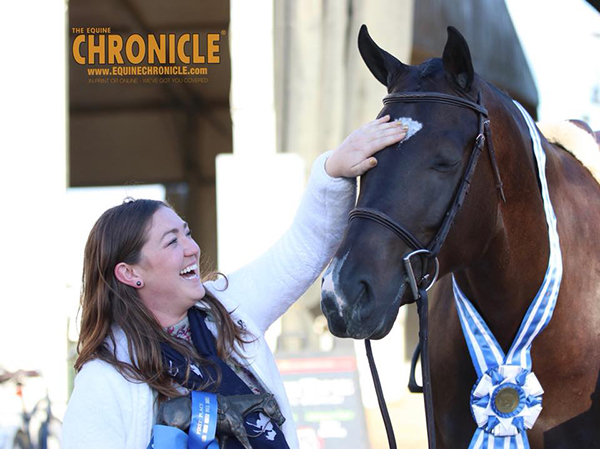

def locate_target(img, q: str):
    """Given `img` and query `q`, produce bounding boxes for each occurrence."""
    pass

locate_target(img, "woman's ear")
[115,262,143,288]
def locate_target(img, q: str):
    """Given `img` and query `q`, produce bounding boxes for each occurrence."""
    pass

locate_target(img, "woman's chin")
[193,284,206,301]
[189,282,206,302]
[179,276,205,298]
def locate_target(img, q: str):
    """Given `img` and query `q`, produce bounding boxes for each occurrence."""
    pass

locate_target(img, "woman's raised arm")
[206,116,406,335]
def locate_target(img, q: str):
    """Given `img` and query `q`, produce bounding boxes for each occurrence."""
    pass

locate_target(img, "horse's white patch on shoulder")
[395,117,423,144]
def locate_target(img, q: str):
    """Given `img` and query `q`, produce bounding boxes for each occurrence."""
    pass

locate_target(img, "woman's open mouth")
[179,263,199,280]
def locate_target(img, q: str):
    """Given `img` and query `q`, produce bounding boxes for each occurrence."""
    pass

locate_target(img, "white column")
[219,1,305,352]
[0,0,68,414]
[219,0,305,274]
[229,0,277,157]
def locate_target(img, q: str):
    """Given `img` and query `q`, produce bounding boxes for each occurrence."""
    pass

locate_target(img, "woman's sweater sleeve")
[212,150,356,335]
[62,361,129,449]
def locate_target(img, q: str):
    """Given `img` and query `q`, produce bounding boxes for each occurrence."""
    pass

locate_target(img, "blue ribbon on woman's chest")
[149,390,219,449]
[153,307,289,449]
[452,101,563,449]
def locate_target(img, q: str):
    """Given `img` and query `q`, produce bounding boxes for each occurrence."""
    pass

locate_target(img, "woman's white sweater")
[62,151,356,449]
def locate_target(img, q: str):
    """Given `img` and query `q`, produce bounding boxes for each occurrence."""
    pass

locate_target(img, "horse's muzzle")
[321,283,401,340]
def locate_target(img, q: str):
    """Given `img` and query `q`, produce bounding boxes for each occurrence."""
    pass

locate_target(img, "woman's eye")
[432,160,460,173]
[168,237,178,246]
[186,230,192,237]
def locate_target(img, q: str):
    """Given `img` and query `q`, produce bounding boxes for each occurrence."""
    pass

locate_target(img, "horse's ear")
[442,26,474,91]
[358,24,406,87]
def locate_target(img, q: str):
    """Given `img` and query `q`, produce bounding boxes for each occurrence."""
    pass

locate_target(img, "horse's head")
[321,26,501,339]
[263,394,286,426]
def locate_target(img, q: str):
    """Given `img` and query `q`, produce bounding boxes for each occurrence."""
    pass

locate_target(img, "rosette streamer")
[148,391,219,449]
[452,101,563,449]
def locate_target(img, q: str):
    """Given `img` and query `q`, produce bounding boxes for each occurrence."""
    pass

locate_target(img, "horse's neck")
[454,95,551,351]
[236,394,264,415]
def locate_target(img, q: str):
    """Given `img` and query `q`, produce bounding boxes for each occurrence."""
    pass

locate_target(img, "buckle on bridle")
[403,249,440,300]
[475,120,491,148]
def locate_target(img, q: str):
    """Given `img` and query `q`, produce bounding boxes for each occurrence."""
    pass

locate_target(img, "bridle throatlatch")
[349,91,505,449]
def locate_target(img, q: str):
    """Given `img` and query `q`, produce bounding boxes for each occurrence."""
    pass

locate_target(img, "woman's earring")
[136,281,142,287]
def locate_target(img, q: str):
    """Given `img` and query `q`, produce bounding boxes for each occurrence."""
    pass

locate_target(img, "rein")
[349,91,505,449]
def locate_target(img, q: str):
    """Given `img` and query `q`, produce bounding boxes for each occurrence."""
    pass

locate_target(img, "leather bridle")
[350,91,506,449]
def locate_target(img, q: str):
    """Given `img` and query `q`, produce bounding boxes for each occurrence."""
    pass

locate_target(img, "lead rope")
[417,288,436,449]
[365,340,397,449]
[365,286,436,449]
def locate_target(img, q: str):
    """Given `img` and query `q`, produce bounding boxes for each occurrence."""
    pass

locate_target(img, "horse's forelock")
[418,58,443,80]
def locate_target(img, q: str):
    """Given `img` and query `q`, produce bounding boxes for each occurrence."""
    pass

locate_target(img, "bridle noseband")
[350,91,506,449]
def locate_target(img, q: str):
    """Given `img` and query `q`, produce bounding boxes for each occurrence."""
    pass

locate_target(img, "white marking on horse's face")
[321,251,349,318]
[395,117,423,143]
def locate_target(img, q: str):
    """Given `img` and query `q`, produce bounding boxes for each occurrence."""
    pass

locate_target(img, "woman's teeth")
[180,263,199,280]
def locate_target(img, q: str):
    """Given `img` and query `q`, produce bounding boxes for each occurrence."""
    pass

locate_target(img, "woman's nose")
[184,237,200,257]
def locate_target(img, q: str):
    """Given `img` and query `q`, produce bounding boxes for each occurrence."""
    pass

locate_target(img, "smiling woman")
[61,117,407,449]
[115,206,208,326]
[73,199,246,400]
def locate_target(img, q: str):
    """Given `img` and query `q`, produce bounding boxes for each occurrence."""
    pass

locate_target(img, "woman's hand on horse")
[325,115,407,178]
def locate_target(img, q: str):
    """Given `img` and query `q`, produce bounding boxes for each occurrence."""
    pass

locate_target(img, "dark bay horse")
[321,25,600,448]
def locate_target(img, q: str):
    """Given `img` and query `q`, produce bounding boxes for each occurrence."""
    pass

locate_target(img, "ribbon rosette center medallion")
[471,365,543,437]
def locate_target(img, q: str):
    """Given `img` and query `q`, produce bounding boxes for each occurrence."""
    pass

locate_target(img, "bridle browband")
[349,91,506,449]
[383,91,487,112]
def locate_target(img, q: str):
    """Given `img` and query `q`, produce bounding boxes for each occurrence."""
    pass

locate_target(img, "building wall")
[68,0,232,264]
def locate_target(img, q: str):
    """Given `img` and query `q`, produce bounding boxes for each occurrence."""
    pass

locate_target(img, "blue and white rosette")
[471,365,543,437]
[452,101,563,449]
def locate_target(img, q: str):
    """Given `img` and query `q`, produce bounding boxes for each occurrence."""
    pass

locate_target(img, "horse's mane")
[400,65,600,185]
[537,120,600,185]
[484,79,600,185]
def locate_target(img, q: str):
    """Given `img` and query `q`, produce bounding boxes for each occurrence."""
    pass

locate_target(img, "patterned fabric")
[161,307,290,448]
[166,317,192,343]
[165,315,264,395]
[228,361,264,396]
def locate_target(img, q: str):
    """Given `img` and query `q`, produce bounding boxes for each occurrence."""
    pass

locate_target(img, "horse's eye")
[431,160,460,173]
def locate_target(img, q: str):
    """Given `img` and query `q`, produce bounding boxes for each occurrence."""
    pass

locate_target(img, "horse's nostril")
[356,281,368,303]
[354,281,375,322]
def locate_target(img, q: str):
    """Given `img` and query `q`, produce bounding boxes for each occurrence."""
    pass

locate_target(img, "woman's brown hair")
[74,199,248,398]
